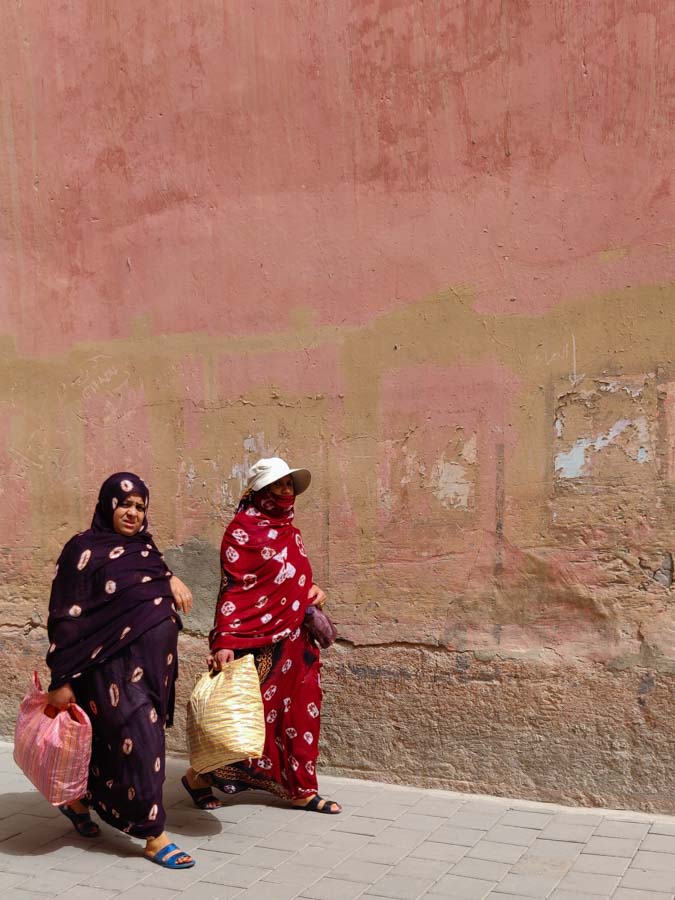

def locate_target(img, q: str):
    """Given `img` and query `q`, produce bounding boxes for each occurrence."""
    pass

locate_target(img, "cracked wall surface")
[1,1,675,811]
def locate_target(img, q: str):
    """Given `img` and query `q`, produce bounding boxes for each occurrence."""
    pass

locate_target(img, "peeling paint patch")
[461,434,477,464]
[431,459,472,510]
[554,375,657,486]
[555,417,651,478]
[555,440,591,478]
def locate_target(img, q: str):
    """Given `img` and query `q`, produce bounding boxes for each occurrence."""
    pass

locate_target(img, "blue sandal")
[145,842,195,869]
[59,804,100,838]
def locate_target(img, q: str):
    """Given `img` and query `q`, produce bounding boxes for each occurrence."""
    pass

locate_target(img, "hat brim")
[289,468,311,495]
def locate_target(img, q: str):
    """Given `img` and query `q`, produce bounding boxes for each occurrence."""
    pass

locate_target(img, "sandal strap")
[153,843,181,862]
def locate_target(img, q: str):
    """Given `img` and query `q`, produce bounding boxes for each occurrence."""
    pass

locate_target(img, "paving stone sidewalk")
[2,741,675,900]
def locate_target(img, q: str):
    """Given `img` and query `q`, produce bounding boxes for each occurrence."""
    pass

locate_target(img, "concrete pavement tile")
[0,852,63,876]
[52,850,119,873]
[449,855,510,881]
[81,867,151,891]
[263,861,330,886]
[365,873,434,899]
[351,843,411,865]
[650,823,675,837]
[0,873,29,890]
[491,873,563,897]
[114,887,179,900]
[0,891,58,900]
[311,830,369,851]
[583,836,641,857]
[330,858,392,883]
[293,844,354,867]
[427,873,496,897]
[499,811,553,830]
[447,811,504,830]
[509,856,571,880]
[548,892,613,900]
[198,833,259,854]
[409,841,467,863]
[282,815,340,837]
[233,846,294,868]
[64,888,118,900]
[553,814,604,826]
[490,895,542,899]
[540,822,597,843]
[570,853,630,875]
[107,854,160,873]
[334,817,391,837]
[619,868,675,891]
[300,877,368,899]
[430,826,486,847]
[254,830,310,851]
[217,818,276,838]
[555,870,620,894]
[466,840,526,864]
[200,805,264,824]
[523,839,582,861]
[613,891,673,900]
[390,856,452,879]
[641,834,675,853]
[237,883,299,900]
[461,801,508,815]
[409,799,463,818]
[483,826,539,847]
[372,828,428,850]
[630,851,675,872]
[172,884,243,900]
[203,862,270,887]
[594,821,650,840]
[353,805,411,822]
[394,813,447,833]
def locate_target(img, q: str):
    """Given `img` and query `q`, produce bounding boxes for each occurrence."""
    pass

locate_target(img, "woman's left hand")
[308,583,326,609]
[170,575,193,614]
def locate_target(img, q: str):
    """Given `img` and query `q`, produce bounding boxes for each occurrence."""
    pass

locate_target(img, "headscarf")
[209,487,313,652]
[46,472,181,688]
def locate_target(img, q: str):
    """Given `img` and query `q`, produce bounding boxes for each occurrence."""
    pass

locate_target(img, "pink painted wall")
[2,0,675,806]
[2,2,672,355]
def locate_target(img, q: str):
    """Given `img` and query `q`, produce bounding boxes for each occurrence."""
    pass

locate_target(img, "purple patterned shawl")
[47,472,182,688]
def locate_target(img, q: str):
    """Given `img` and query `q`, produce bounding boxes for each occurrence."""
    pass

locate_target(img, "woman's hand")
[170,576,193,614]
[308,583,327,609]
[47,683,76,709]
[208,649,235,671]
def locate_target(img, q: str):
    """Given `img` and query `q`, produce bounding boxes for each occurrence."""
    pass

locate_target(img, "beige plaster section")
[2,281,675,808]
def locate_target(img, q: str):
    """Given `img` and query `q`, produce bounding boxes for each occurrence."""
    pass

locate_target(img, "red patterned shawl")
[210,497,313,652]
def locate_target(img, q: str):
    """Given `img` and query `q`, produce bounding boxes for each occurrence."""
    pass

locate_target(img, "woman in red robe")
[182,457,341,814]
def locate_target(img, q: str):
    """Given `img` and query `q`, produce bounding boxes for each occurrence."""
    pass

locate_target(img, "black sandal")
[59,804,100,837]
[181,775,222,810]
[295,794,342,814]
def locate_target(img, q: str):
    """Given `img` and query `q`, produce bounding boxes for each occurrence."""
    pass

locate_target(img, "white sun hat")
[246,457,312,495]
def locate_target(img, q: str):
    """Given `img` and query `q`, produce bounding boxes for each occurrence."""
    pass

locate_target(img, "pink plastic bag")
[13,672,92,806]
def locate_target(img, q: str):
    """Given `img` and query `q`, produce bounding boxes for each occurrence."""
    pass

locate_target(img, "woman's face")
[112,493,146,536]
[269,475,295,497]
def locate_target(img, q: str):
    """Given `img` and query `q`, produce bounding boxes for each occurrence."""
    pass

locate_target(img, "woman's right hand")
[47,683,76,709]
[208,649,235,671]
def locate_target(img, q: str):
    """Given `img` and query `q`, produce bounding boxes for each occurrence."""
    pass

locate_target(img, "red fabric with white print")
[210,501,314,652]
[210,627,322,800]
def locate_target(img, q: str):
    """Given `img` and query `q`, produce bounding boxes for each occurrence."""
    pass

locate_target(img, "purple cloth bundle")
[304,605,338,649]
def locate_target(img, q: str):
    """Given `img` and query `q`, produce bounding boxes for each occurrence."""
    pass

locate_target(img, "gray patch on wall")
[164,538,220,636]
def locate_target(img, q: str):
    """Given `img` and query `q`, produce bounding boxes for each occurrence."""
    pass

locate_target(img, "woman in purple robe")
[46,472,195,869]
